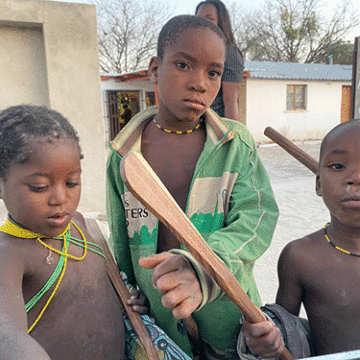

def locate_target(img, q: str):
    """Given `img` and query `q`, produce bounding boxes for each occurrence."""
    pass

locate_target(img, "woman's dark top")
[211,43,244,117]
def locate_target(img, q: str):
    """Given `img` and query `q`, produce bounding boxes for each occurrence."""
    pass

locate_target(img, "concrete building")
[243,61,352,142]
[0,0,106,212]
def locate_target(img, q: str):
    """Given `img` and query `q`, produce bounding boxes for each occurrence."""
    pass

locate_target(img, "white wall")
[246,78,350,142]
[101,78,154,92]
[0,0,105,213]
[0,25,49,106]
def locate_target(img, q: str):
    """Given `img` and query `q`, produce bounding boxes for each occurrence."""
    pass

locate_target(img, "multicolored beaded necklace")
[324,223,360,257]
[0,216,106,333]
[153,117,203,134]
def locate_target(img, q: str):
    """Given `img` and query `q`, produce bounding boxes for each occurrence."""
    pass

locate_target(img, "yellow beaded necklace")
[0,218,87,260]
[0,218,87,332]
[324,223,360,258]
[153,117,203,134]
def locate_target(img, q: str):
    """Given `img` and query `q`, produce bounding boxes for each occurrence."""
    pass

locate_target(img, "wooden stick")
[120,152,294,360]
[85,218,160,360]
[264,127,319,174]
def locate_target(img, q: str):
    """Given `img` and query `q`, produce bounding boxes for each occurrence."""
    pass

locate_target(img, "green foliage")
[321,40,354,65]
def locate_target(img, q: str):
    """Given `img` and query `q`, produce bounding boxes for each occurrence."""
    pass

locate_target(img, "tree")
[322,40,354,65]
[93,0,172,73]
[229,0,360,64]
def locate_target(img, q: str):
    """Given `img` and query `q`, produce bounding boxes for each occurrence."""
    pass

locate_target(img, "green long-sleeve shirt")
[106,107,279,359]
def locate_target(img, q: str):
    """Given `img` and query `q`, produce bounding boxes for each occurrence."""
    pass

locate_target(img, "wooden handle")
[120,152,294,360]
[264,127,319,174]
[85,218,160,360]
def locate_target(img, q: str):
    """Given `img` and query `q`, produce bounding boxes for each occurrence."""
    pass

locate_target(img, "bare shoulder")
[281,229,324,255]
[279,229,325,268]
[0,233,25,281]
[0,231,26,270]
[71,211,86,228]
[0,232,28,331]
[70,212,92,240]
[276,229,326,313]
[70,212,104,247]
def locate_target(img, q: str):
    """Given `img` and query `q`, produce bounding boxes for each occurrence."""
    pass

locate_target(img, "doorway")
[107,90,140,140]
[341,85,352,123]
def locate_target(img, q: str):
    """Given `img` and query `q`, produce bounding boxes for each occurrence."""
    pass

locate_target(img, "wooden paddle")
[120,152,294,360]
[264,127,319,174]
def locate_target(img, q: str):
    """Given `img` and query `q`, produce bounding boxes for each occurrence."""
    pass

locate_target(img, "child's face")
[149,27,225,124]
[316,126,360,227]
[0,137,81,238]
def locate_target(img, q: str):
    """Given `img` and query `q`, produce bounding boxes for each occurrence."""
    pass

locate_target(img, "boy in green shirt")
[107,15,278,359]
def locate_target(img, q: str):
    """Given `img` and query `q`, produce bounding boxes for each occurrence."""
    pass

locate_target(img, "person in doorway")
[196,0,244,121]
[121,104,133,123]
[106,14,278,360]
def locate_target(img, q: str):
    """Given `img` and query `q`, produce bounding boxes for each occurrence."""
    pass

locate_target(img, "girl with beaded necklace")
[0,105,126,359]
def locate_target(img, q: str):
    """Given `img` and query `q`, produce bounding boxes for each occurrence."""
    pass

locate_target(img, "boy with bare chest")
[0,105,125,359]
[242,120,360,357]
[107,15,278,359]
[141,116,206,252]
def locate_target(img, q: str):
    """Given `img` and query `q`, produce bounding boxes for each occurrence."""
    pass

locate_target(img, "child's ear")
[315,174,322,197]
[148,57,160,84]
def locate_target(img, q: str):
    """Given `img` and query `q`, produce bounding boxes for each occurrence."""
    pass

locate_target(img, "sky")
[50,0,360,42]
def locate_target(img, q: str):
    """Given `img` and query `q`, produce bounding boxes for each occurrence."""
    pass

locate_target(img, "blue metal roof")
[244,60,352,81]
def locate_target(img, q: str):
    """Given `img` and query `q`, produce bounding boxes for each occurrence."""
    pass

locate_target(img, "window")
[286,85,307,110]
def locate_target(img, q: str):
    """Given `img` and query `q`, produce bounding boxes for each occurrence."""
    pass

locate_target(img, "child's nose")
[347,167,360,186]
[189,72,206,92]
[48,186,67,205]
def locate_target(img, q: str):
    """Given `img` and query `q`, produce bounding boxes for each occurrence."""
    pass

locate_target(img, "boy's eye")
[175,61,188,70]
[29,185,48,192]
[328,163,345,170]
[209,70,221,78]
[67,181,81,188]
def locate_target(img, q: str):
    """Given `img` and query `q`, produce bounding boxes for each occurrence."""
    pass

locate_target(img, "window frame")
[286,84,307,111]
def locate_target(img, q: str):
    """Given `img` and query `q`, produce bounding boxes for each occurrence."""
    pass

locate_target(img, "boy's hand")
[139,252,202,319]
[242,320,285,358]
[127,288,149,314]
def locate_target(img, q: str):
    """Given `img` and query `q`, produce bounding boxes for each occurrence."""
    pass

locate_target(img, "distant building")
[241,61,352,142]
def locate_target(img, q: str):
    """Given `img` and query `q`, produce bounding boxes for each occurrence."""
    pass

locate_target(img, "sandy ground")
[0,140,327,313]
[255,141,328,310]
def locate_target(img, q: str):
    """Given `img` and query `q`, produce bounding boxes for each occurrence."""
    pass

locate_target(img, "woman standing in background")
[196,0,244,121]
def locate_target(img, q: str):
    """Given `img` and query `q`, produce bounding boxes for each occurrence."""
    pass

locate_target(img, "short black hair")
[0,104,82,178]
[157,15,226,60]
[319,119,360,162]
